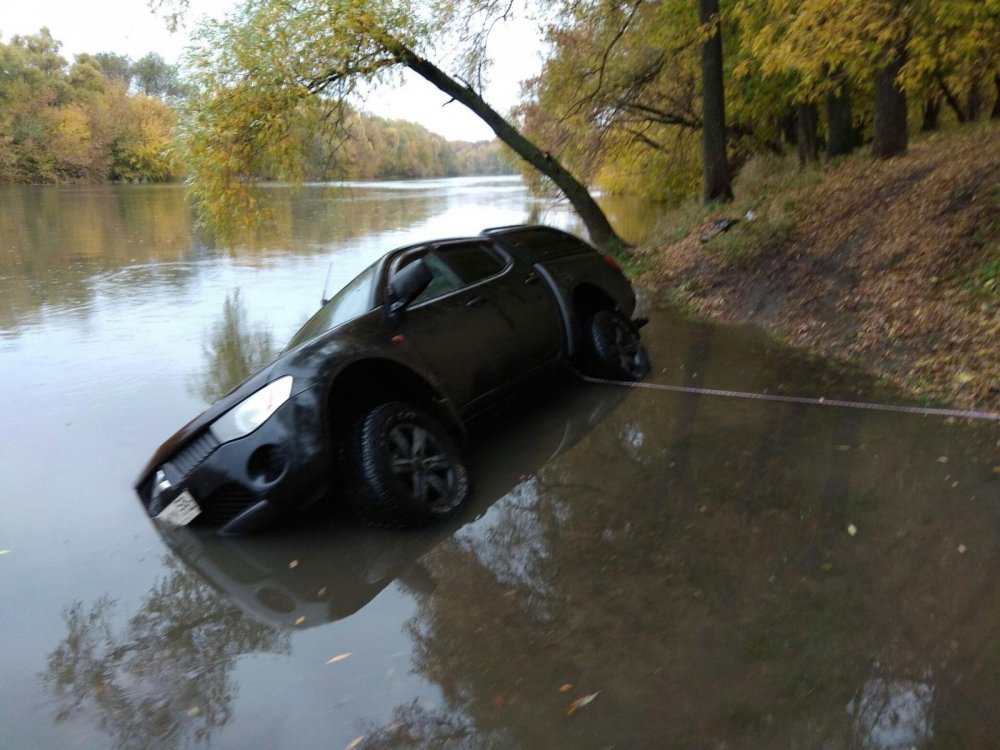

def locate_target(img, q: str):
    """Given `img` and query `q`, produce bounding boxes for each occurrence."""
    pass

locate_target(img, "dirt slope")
[638,123,1000,412]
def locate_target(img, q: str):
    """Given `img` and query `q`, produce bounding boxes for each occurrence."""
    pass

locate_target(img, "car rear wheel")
[350,401,470,528]
[586,309,650,381]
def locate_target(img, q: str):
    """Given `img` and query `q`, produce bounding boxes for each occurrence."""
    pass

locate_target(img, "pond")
[1,178,998,749]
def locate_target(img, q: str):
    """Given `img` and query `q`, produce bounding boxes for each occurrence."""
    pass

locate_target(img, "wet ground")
[2,181,999,749]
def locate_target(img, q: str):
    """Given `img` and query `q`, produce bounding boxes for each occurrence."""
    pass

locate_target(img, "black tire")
[350,401,470,528]
[586,309,650,381]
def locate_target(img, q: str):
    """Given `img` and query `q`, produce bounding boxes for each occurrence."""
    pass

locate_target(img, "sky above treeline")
[1,0,543,142]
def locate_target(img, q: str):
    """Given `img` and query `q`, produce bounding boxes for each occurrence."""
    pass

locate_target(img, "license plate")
[156,490,202,527]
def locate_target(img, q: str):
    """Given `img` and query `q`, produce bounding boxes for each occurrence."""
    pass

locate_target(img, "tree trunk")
[698,0,733,203]
[992,75,1000,119]
[873,49,908,159]
[796,103,819,165]
[826,76,856,157]
[393,46,629,252]
[922,98,941,131]
[967,76,982,121]
[938,77,967,123]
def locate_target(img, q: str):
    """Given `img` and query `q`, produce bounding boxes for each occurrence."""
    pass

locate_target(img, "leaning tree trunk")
[922,98,941,132]
[392,45,628,253]
[698,0,733,203]
[873,48,908,159]
[796,102,819,165]
[826,74,856,157]
[967,75,983,121]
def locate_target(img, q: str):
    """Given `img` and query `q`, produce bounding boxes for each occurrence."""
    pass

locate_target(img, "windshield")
[285,264,378,350]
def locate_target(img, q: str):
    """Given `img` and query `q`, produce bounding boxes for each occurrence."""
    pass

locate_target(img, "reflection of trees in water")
[354,335,1000,748]
[188,290,276,404]
[43,555,290,749]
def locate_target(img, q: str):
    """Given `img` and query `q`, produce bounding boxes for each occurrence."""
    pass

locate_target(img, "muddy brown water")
[1,180,998,749]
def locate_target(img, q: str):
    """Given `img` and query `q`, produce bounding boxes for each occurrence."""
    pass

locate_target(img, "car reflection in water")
[157,381,627,629]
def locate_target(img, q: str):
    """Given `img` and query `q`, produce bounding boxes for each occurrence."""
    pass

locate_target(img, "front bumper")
[137,386,333,534]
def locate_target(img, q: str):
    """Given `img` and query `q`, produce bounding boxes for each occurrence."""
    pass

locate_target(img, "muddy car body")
[136,225,648,534]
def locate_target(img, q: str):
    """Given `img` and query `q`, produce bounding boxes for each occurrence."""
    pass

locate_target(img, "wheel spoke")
[412,470,429,503]
[411,426,427,458]
[425,472,449,497]
[422,453,449,471]
[389,427,411,455]
[391,457,414,474]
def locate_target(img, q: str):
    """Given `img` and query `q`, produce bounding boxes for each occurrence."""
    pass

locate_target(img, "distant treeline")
[0,28,512,185]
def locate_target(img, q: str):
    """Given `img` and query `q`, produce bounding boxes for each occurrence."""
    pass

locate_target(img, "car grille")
[194,483,258,527]
[169,431,221,478]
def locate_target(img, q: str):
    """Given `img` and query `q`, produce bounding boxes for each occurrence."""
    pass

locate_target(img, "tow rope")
[576,373,1000,423]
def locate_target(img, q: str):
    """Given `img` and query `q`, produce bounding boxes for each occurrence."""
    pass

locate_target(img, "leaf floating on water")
[327,653,352,664]
[0,550,9,555]
[317,586,328,596]
[186,706,200,717]
[567,691,600,716]
[559,683,573,693]
[820,562,833,572]
[345,736,365,750]
[847,524,858,537]
[958,544,967,554]
[992,466,1000,475]
[937,456,949,464]
[295,615,305,625]
[289,559,299,569]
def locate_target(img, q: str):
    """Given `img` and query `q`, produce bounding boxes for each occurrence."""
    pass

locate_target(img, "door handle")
[523,273,541,285]
[466,295,488,308]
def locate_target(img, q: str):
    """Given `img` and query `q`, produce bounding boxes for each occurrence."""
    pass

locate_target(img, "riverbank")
[633,122,1000,413]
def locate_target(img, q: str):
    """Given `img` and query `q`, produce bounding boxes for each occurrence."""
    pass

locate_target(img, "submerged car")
[135,224,649,534]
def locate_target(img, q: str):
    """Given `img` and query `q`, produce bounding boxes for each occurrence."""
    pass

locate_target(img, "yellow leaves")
[567,691,600,716]
[295,615,306,625]
[558,683,573,692]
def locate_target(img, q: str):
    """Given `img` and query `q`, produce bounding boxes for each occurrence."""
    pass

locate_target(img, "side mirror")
[387,259,433,317]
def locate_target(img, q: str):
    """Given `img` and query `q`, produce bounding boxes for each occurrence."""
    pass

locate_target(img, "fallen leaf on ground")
[567,691,600,716]
[345,736,365,750]
[327,653,352,664]
[847,524,857,537]
[559,684,573,692]
[958,544,967,554]
[289,559,299,569]
[992,466,1000,475]
[937,456,949,463]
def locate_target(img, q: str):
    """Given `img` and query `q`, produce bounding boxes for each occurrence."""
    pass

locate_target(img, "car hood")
[136,362,278,487]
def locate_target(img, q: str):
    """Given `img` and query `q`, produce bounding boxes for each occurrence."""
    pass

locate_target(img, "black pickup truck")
[136,225,649,534]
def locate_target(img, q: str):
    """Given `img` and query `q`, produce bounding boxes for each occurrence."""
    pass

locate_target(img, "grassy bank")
[633,122,1000,412]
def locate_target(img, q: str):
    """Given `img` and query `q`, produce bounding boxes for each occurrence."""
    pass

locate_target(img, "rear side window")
[495,228,593,262]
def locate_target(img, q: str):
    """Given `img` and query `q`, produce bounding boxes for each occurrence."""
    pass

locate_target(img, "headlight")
[210,376,293,444]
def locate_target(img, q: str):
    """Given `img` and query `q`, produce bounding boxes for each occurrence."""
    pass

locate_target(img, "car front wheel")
[351,401,470,527]
[586,309,650,381]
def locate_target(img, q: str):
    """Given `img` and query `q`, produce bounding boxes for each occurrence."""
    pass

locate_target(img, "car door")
[388,241,555,410]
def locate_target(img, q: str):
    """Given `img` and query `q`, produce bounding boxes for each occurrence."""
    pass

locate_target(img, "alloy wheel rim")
[387,422,456,509]
[610,319,645,377]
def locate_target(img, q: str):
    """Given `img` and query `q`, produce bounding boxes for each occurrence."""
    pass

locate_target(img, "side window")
[410,254,464,305]
[436,242,506,284]
[408,243,507,306]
